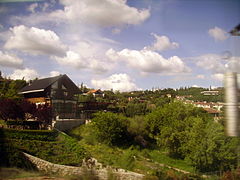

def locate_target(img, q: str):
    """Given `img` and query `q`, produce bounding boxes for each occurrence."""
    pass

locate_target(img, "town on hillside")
[0,72,225,130]
[1,72,239,179]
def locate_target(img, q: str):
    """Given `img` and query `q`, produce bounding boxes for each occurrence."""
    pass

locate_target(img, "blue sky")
[0,0,239,91]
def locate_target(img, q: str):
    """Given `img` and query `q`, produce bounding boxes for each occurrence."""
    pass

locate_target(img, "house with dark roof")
[19,74,80,119]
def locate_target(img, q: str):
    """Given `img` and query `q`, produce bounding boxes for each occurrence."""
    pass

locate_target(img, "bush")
[0,128,58,141]
[0,99,24,120]
[91,112,129,145]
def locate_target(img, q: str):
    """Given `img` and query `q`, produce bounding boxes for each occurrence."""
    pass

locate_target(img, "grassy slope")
[69,125,205,179]
[0,128,88,167]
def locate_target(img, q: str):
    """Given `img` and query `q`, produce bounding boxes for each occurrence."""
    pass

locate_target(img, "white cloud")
[50,71,60,77]
[53,50,109,73]
[147,33,179,51]
[194,54,240,74]
[27,3,38,13]
[91,73,138,92]
[226,56,240,73]
[106,48,191,74]
[51,0,150,27]
[54,50,87,69]
[89,59,109,74]
[208,26,228,41]
[10,68,38,81]
[4,25,67,57]
[211,73,224,82]
[196,74,205,79]
[0,51,23,68]
[195,54,226,73]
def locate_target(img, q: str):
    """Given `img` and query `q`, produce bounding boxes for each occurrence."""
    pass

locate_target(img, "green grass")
[69,124,213,179]
[148,150,196,173]
[1,128,88,167]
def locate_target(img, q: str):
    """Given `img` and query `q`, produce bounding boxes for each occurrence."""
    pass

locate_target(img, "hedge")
[6,120,41,129]
[0,128,58,141]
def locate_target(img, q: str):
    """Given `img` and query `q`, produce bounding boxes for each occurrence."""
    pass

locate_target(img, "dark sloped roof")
[19,75,63,93]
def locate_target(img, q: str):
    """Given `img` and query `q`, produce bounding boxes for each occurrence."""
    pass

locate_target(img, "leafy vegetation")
[69,100,238,179]
[91,112,130,146]
[0,129,88,167]
[1,128,58,141]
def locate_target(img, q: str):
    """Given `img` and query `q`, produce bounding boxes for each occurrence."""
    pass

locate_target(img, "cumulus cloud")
[195,54,225,73]
[4,25,67,57]
[106,48,190,74]
[10,68,38,81]
[147,33,179,51]
[54,50,87,69]
[91,73,138,92]
[51,0,150,27]
[208,26,228,41]
[50,71,60,77]
[194,54,240,74]
[53,50,109,73]
[0,51,23,68]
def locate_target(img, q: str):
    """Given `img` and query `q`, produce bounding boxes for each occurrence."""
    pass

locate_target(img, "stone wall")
[52,119,85,131]
[23,153,144,180]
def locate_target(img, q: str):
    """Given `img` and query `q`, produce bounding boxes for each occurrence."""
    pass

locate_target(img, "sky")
[0,0,239,91]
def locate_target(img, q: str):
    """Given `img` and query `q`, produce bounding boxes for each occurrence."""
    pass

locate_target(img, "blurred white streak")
[224,72,239,136]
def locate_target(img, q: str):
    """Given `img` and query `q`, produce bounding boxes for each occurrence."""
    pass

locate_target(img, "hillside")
[0,128,87,168]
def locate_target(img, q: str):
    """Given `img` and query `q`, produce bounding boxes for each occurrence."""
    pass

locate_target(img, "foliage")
[0,128,58,141]
[0,129,87,166]
[127,116,149,147]
[34,103,52,125]
[91,112,129,145]
[0,129,36,169]
[0,98,53,126]
[0,79,26,100]
[0,98,24,120]
[117,146,138,170]
[124,102,148,117]
[19,100,37,116]
[146,101,209,158]
[175,87,224,102]
[145,101,238,173]
[183,119,239,172]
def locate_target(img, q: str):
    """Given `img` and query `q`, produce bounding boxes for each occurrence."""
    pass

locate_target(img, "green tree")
[183,118,239,172]
[125,102,148,117]
[146,101,208,157]
[92,112,129,145]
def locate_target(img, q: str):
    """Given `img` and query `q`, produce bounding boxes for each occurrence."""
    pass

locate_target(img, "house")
[203,108,221,121]
[19,74,80,119]
[87,89,104,97]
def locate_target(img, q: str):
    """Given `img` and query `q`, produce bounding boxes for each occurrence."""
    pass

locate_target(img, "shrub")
[0,99,24,120]
[0,128,58,141]
[91,112,129,145]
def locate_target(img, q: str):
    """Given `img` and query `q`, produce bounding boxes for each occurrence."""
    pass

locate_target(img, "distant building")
[203,108,221,121]
[201,91,219,96]
[19,74,80,119]
[87,89,104,97]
